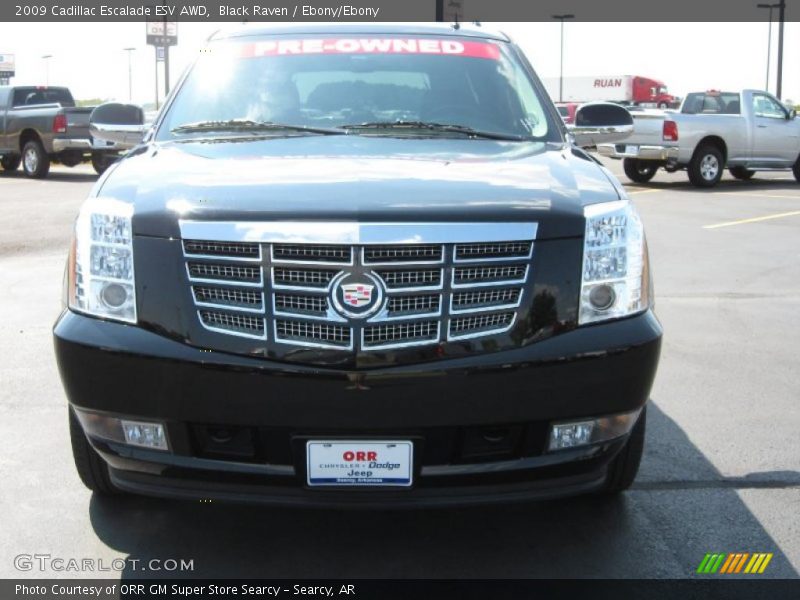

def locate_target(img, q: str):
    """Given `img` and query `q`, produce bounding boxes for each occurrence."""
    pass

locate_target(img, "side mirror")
[789,108,797,120]
[89,103,146,150]
[568,102,634,147]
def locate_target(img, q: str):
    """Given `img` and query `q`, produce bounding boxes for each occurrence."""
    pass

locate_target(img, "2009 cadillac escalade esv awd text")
[54,23,661,507]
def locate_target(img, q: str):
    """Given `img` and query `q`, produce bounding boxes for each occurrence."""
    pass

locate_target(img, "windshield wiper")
[340,120,528,141]
[171,119,345,136]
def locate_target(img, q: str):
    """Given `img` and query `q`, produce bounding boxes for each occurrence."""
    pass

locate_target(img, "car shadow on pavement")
[0,171,98,183]
[87,402,798,579]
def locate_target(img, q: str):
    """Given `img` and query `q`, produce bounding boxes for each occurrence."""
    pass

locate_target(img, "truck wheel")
[1,154,21,172]
[688,144,723,188]
[602,405,647,494]
[729,167,755,180]
[623,158,658,183]
[21,140,50,179]
[793,157,800,183]
[658,101,669,109]
[69,408,119,495]
[92,152,110,175]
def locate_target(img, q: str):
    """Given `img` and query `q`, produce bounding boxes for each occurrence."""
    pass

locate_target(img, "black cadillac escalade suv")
[54,23,661,506]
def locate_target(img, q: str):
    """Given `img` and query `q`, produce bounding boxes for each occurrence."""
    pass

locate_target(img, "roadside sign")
[146,18,177,47]
[0,53,15,78]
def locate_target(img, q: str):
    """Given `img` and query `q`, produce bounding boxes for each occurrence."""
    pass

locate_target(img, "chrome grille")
[275,320,351,348]
[363,321,439,349]
[184,240,260,260]
[199,310,266,339]
[455,241,532,261]
[181,221,536,351]
[449,312,515,339]
[187,262,261,284]
[364,245,443,264]
[274,293,328,316]
[377,269,442,289]
[387,294,440,316]
[273,267,337,289]
[273,244,351,264]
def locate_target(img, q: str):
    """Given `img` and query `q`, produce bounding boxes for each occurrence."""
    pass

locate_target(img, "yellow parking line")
[704,210,800,229]
[626,188,662,195]
[712,192,800,199]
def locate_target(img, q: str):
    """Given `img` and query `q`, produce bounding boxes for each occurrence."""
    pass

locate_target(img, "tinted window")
[159,36,554,141]
[12,87,74,107]
[682,92,740,115]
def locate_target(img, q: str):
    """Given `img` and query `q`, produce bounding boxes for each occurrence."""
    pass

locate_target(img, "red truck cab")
[633,76,675,108]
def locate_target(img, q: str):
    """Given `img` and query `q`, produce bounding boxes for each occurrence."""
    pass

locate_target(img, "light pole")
[756,3,779,93]
[123,47,136,102]
[776,0,785,100]
[552,14,575,103]
[41,54,52,85]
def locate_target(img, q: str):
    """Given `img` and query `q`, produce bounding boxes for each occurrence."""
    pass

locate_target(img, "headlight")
[67,197,136,324]
[579,200,651,325]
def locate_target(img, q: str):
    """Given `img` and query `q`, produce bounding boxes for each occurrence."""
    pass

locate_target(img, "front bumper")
[55,309,662,506]
[597,143,679,162]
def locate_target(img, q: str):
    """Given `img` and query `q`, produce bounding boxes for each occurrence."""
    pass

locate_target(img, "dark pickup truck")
[0,85,121,178]
[55,23,660,507]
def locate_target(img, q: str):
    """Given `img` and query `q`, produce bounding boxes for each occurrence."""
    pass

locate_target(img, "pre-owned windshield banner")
[238,38,502,59]
[2,0,797,22]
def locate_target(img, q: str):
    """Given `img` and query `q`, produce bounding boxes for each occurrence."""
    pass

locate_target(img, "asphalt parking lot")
[0,158,798,579]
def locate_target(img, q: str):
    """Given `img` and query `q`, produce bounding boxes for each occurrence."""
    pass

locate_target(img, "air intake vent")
[200,310,266,339]
[364,245,443,264]
[363,321,439,349]
[184,240,260,259]
[449,312,515,339]
[188,262,261,284]
[273,267,337,289]
[275,320,351,348]
[455,241,531,261]
[272,244,351,263]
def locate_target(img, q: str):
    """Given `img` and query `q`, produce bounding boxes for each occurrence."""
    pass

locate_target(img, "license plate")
[306,440,413,487]
[625,144,639,155]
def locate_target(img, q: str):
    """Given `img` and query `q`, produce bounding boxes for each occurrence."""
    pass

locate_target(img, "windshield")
[157,36,554,141]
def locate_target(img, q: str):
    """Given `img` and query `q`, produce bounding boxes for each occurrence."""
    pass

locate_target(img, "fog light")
[122,420,169,451]
[548,408,642,452]
[589,284,616,311]
[100,282,128,308]
[73,408,169,452]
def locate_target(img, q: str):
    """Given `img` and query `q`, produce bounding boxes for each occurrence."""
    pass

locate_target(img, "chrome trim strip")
[179,221,539,245]
[185,264,264,288]
[361,322,441,351]
[449,288,524,315]
[447,313,517,342]
[197,311,267,340]
[191,288,265,315]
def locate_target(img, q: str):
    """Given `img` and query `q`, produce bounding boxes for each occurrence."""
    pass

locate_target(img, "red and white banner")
[238,38,501,60]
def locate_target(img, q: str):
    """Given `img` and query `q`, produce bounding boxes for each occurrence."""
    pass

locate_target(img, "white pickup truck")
[598,90,800,187]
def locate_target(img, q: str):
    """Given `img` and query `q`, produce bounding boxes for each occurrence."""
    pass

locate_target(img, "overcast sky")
[1,21,798,104]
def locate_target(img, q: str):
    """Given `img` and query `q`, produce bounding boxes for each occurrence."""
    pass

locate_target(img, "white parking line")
[712,192,800,200]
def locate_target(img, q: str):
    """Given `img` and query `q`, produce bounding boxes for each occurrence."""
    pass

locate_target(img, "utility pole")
[163,13,170,96]
[123,47,135,102]
[776,0,785,99]
[552,14,575,103]
[756,3,779,93]
[41,54,52,85]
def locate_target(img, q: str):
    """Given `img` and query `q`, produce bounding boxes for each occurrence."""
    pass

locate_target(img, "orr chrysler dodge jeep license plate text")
[306,441,413,487]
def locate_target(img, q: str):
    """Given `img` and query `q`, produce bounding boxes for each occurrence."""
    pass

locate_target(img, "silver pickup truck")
[0,86,122,178]
[598,90,800,187]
